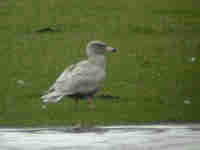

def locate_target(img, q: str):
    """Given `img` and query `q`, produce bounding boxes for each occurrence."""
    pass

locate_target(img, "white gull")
[41,41,116,107]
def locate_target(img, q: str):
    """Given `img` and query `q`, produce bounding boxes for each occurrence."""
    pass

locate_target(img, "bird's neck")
[88,55,105,68]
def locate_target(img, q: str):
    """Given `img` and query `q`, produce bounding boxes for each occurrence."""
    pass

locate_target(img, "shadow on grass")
[96,94,120,100]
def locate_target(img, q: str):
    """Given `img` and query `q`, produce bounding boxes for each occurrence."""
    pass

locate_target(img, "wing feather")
[42,60,105,103]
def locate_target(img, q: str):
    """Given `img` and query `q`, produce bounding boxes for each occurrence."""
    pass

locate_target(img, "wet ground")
[0,124,200,150]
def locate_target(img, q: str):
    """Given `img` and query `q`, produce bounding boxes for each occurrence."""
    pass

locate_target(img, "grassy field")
[0,0,200,126]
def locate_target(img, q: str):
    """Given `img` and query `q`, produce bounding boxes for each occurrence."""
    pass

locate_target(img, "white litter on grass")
[42,105,47,109]
[190,57,196,63]
[17,80,25,85]
[184,100,191,104]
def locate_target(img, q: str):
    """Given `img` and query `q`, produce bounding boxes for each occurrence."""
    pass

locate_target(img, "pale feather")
[42,59,105,103]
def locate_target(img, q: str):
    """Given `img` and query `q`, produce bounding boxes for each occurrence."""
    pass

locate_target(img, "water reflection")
[0,124,200,150]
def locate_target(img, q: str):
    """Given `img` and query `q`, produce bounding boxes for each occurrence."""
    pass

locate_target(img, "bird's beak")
[105,46,117,52]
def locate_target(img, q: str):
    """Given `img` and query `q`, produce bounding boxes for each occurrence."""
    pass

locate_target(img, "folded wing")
[42,60,105,103]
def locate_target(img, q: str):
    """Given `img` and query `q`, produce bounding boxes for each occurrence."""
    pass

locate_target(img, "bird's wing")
[46,60,105,95]
[46,63,77,93]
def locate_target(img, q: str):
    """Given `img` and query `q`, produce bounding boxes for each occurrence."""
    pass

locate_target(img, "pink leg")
[88,96,95,109]
[88,96,92,104]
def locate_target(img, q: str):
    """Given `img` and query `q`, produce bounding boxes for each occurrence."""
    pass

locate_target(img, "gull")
[41,41,116,107]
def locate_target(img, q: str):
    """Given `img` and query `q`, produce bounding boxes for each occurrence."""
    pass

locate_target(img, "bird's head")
[86,41,116,57]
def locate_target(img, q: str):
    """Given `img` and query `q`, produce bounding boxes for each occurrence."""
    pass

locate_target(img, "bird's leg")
[74,96,79,104]
[88,96,95,110]
[74,96,79,111]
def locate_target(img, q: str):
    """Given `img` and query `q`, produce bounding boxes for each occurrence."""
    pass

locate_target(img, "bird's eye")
[98,44,106,48]
[91,42,106,50]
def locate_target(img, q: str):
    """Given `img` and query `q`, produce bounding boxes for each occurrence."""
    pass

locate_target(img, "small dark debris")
[35,27,62,33]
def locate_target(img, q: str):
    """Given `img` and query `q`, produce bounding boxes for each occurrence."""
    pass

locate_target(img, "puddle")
[0,124,200,150]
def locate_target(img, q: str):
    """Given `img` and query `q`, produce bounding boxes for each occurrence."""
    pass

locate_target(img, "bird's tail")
[41,91,64,103]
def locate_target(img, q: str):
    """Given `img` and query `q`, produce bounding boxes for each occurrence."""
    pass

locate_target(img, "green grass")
[0,0,200,126]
